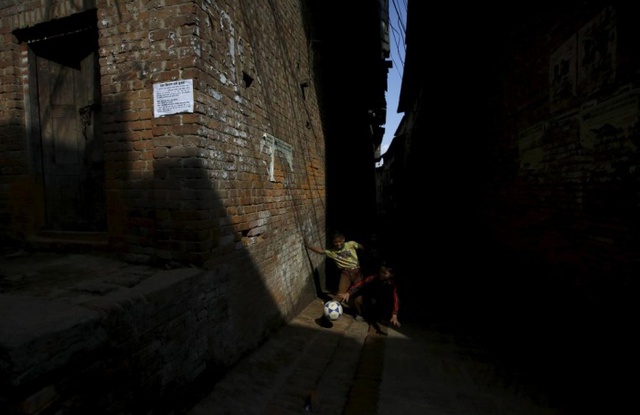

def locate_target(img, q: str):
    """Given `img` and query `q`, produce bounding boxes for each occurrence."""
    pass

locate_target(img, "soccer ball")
[323,300,343,321]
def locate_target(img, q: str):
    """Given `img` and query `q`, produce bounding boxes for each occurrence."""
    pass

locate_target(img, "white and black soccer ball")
[323,300,343,321]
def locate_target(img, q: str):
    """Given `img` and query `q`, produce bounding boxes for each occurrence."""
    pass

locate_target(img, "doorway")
[16,10,106,232]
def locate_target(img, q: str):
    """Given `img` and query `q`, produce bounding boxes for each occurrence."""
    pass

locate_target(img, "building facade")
[0,1,389,413]
[2,1,329,266]
[383,2,637,411]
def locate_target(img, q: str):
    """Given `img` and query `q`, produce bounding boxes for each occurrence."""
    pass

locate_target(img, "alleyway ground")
[2,250,634,414]
[185,296,565,415]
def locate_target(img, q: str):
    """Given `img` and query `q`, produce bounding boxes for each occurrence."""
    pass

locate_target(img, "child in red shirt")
[336,261,400,333]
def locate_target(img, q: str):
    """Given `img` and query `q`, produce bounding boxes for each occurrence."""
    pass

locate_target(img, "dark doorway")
[15,10,105,232]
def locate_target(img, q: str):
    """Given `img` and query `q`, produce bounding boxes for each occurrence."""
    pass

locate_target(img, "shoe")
[354,315,365,322]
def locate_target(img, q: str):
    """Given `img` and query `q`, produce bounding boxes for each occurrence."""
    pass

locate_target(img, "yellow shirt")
[325,241,360,269]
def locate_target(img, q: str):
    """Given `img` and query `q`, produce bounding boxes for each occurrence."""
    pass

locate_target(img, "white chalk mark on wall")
[261,133,293,182]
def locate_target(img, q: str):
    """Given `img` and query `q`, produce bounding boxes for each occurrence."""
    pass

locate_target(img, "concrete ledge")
[0,295,106,387]
[0,261,227,415]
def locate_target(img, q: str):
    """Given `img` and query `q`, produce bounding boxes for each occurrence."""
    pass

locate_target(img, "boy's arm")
[349,275,374,295]
[304,239,325,254]
[389,282,401,327]
[336,278,364,302]
[391,282,400,315]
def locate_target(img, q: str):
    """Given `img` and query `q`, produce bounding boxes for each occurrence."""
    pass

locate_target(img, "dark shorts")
[341,267,362,283]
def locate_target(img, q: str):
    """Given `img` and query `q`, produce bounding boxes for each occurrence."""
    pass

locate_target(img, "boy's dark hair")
[379,259,394,271]
[330,230,345,240]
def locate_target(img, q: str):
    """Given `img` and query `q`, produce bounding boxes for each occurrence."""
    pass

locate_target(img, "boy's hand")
[390,314,401,327]
[335,292,350,303]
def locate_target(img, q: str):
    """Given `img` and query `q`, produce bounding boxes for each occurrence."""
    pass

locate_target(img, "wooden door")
[34,31,105,232]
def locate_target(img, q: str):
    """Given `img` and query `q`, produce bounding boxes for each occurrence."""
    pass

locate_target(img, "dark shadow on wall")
[0,120,33,248]
[0,90,324,414]
[381,109,637,415]
[372,4,640,413]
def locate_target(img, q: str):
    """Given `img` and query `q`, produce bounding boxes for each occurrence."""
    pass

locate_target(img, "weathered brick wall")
[2,4,327,289]
[1,1,328,257]
[95,0,327,264]
[484,3,640,294]
[1,1,330,413]
[0,4,30,241]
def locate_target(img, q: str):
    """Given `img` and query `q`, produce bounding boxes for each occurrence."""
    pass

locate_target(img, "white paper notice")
[153,79,194,118]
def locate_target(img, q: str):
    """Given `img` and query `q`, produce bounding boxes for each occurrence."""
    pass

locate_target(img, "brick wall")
[482,3,640,295]
[1,4,328,286]
[1,1,332,412]
[1,1,328,258]
[95,0,327,264]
